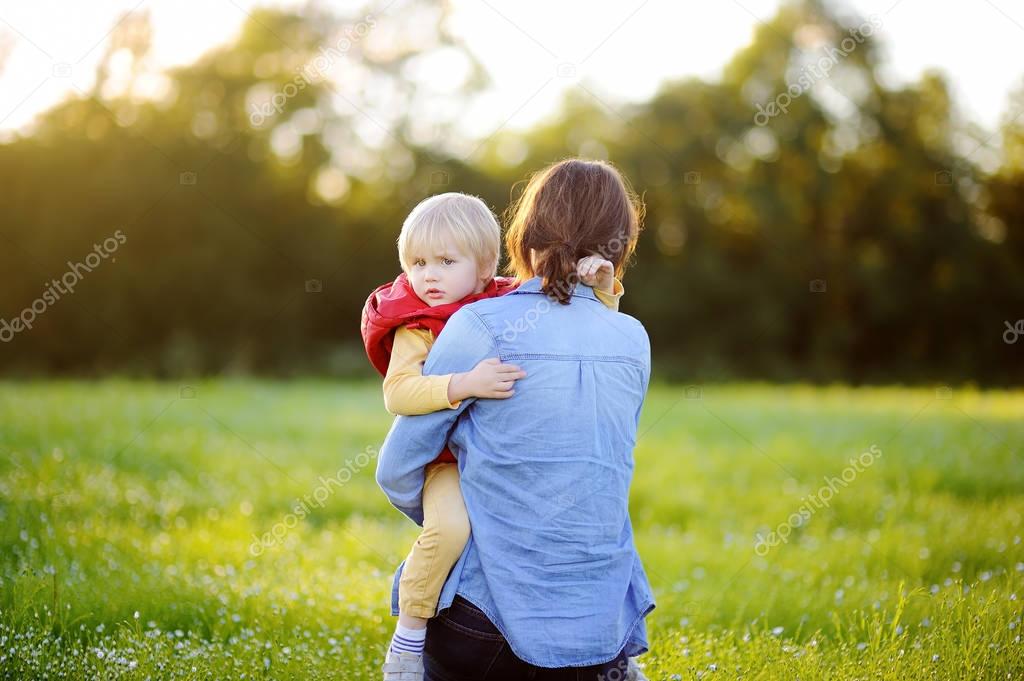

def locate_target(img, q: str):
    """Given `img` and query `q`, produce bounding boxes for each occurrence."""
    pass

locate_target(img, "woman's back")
[377,276,654,666]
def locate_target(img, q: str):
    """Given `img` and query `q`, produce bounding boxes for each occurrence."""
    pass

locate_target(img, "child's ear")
[479,258,497,282]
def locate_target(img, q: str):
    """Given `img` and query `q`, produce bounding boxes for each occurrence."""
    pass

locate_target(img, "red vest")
[361,273,519,463]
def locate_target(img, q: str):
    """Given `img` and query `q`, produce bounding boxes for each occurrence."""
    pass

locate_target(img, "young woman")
[376,159,653,680]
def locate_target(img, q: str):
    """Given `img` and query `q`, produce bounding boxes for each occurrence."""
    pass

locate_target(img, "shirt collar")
[511,276,599,301]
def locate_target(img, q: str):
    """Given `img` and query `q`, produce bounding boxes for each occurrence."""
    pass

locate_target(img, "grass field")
[1,380,1022,679]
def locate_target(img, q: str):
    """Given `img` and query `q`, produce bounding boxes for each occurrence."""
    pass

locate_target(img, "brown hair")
[503,159,643,304]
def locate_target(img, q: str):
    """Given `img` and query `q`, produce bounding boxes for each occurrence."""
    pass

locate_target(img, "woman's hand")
[448,358,527,402]
[576,255,615,294]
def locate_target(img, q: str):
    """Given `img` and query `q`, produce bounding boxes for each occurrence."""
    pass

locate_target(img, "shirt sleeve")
[636,326,651,428]
[382,327,462,416]
[375,307,498,525]
[593,278,625,311]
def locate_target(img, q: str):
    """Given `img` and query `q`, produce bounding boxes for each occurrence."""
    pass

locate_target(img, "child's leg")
[388,462,470,659]
[399,462,470,620]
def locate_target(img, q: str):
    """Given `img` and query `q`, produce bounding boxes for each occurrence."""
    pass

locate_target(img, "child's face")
[407,237,487,307]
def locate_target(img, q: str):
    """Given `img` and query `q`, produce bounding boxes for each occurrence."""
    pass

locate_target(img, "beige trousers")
[398,462,471,618]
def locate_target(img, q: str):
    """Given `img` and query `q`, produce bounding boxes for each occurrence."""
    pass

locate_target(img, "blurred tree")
[0,0,1020,383]
[985,82,1024,358]
[481,0,1023,384]
[0,0,485,376]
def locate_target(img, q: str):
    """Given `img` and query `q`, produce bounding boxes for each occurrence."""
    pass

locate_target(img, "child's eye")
[442,258,455,266]
[414,259,425,267]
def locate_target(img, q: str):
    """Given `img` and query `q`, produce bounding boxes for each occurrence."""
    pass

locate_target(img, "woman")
[376,159,654,680]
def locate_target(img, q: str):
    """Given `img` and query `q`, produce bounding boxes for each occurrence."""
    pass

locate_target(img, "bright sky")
[0,0,1021,140]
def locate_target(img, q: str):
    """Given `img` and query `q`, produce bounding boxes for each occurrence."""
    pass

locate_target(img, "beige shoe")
[382,649,424,681]
[626,656,649,681]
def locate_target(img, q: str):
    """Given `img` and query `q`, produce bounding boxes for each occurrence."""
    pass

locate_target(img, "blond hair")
[398,193,501,277]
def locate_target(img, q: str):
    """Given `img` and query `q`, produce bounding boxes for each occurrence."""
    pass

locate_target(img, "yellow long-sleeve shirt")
[382,279,625,416]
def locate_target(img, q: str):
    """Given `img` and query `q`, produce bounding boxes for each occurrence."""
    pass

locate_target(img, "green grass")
[1,380,1022,679]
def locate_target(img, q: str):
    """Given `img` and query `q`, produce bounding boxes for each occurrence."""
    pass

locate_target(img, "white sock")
[390,622,426,656]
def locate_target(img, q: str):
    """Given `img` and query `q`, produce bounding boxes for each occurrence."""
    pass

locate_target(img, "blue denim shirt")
[375,276,655,667]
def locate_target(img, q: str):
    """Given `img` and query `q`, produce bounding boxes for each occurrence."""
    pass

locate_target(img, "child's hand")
[576,255,615,294]
[448,358,527,402]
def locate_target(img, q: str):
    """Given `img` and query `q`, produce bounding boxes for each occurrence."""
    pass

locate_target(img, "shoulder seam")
[461,306,499,353]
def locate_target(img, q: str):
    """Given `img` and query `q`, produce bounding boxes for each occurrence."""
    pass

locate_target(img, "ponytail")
[536,242,578,305]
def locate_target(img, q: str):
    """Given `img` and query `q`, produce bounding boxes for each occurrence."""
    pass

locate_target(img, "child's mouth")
[426,289,444,299]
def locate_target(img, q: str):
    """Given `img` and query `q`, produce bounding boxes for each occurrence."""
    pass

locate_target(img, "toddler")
[361,192,623,680]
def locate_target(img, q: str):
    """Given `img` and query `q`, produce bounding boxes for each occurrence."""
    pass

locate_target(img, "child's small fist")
[460,358,526,400]
[576,255,615,293]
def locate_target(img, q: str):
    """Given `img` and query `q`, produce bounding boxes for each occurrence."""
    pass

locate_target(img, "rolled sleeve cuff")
[594,278,625,310]
[431,374,462,410]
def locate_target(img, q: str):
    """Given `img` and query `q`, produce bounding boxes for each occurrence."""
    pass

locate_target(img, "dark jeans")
[423,596,630,681]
